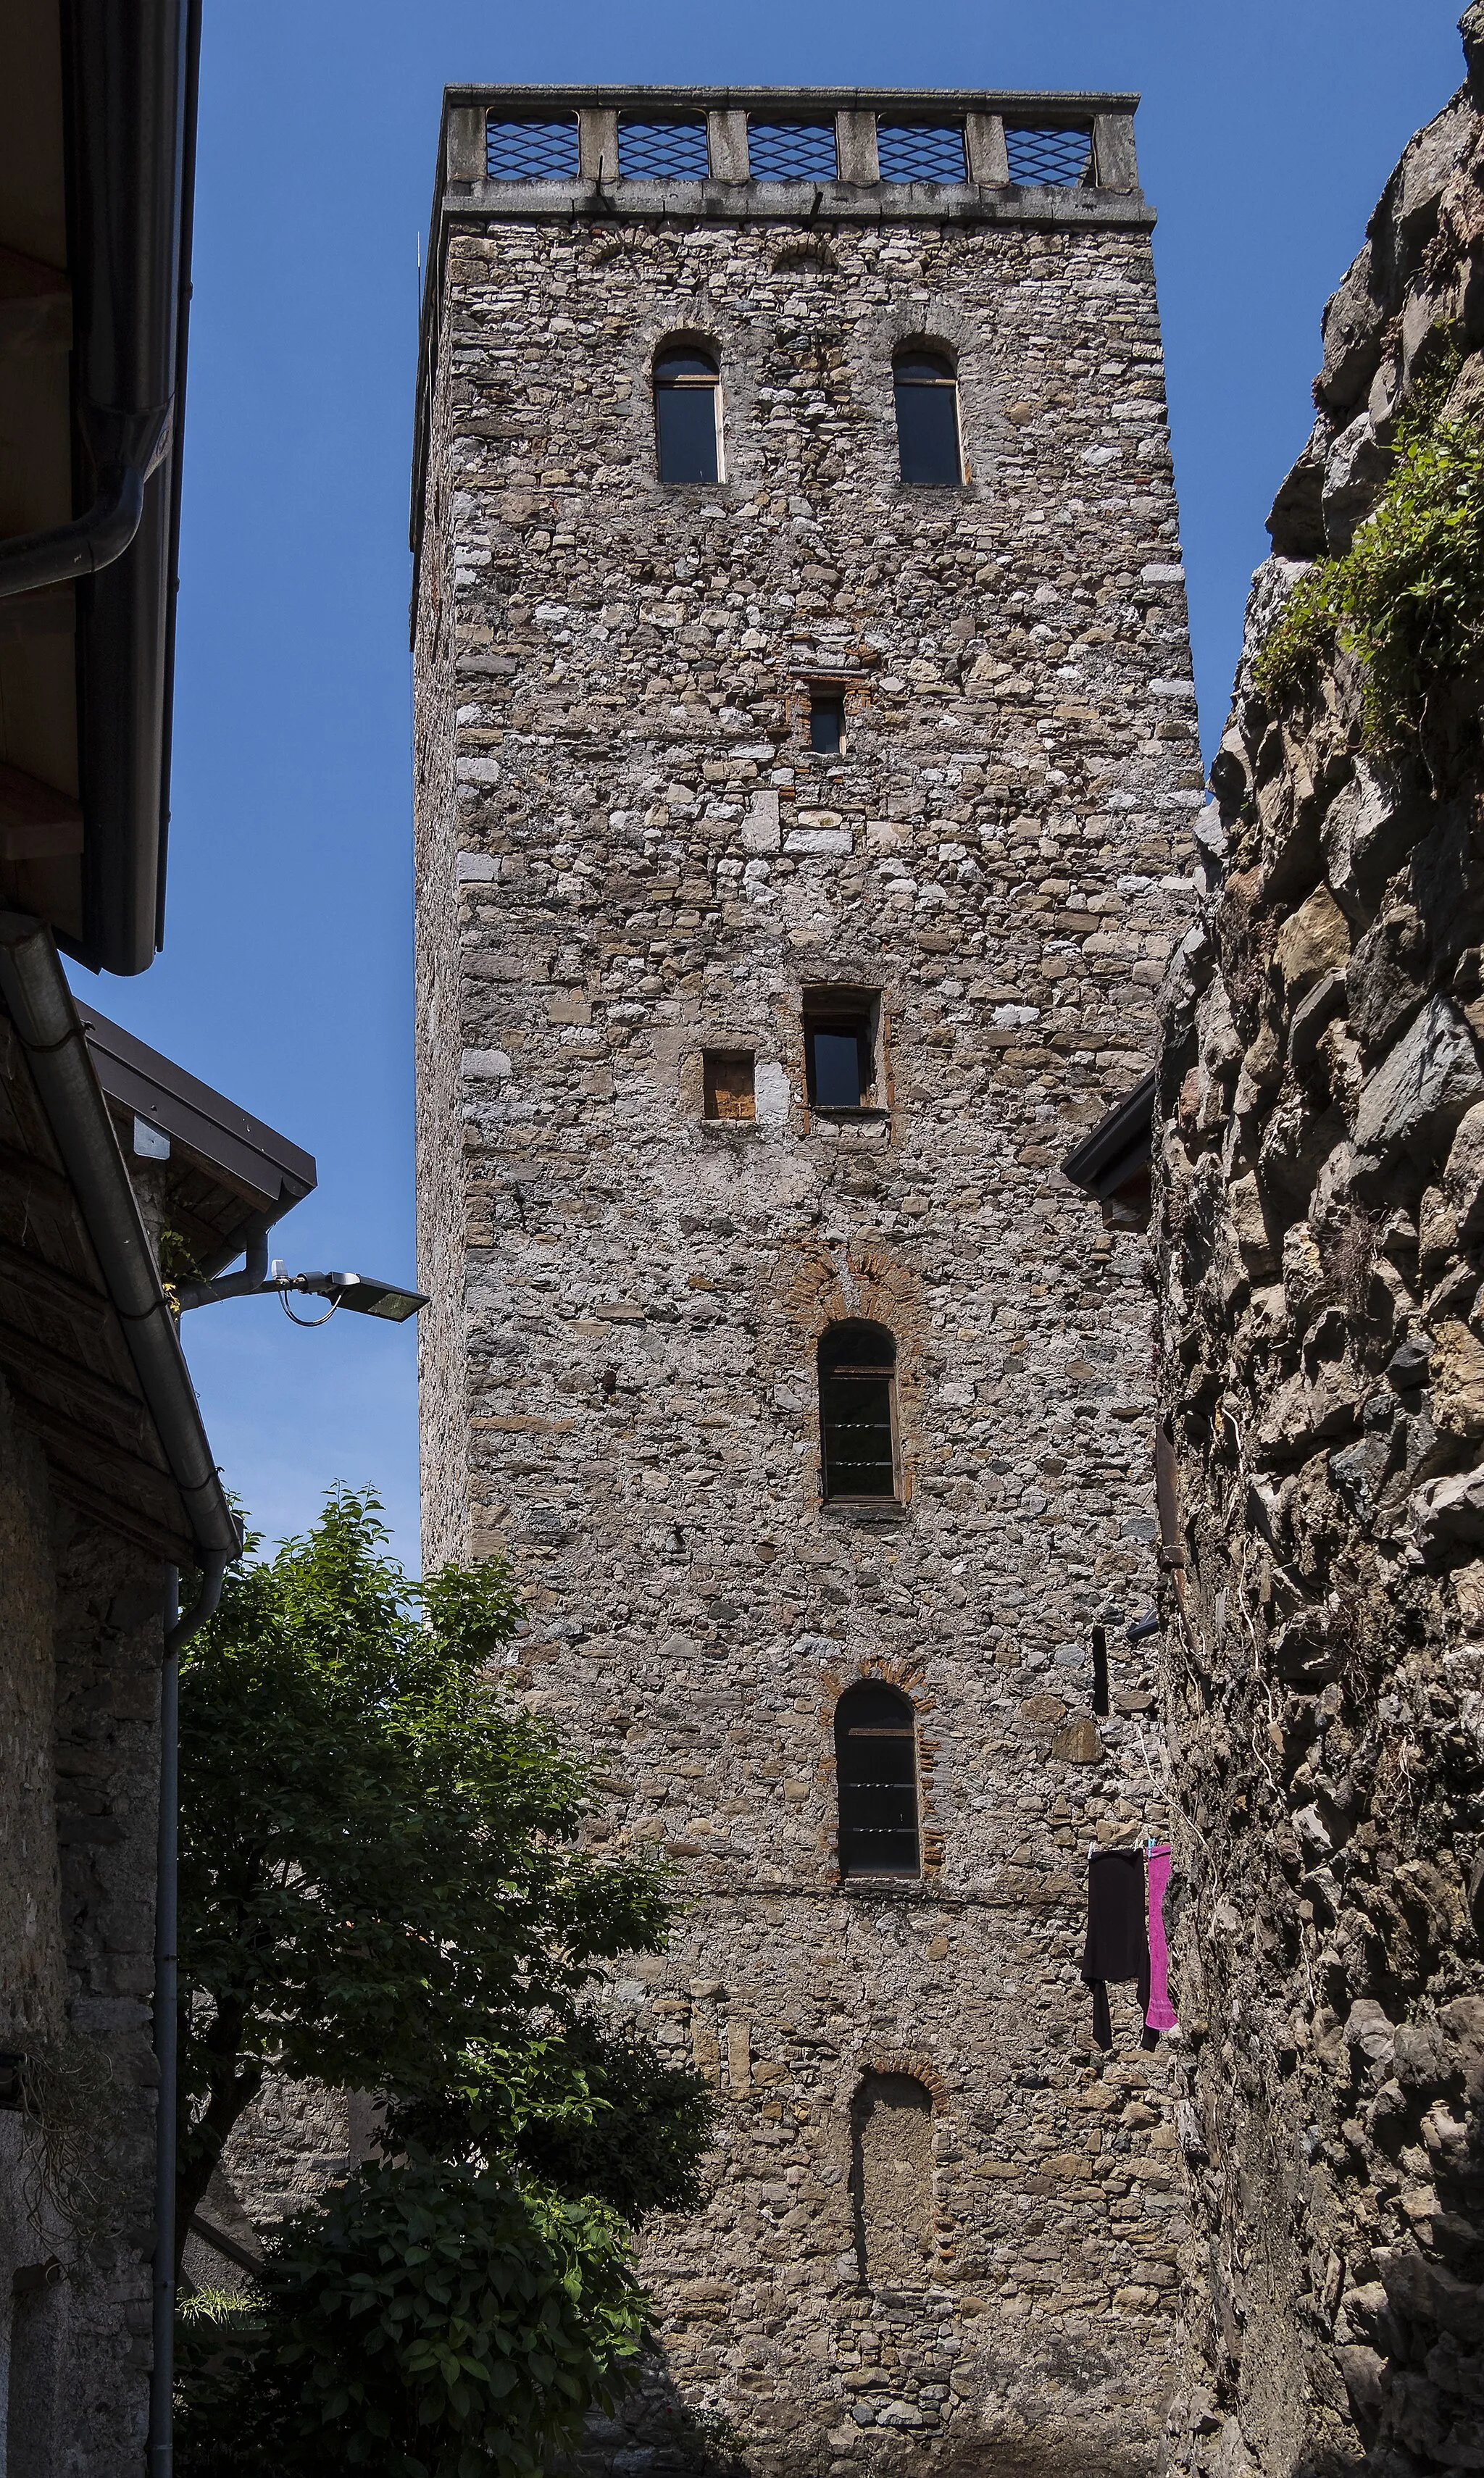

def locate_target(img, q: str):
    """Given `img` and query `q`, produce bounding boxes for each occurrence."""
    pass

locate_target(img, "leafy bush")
[175,2157,645,2478]
[1254,384,1484,748]
[176,1489,702,2235]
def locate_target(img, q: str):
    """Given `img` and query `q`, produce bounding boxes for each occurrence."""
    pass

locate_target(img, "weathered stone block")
[1275,885,1351,1001]
[1354,996,1484,1161]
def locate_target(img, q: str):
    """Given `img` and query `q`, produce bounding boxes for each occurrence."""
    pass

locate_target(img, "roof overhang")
[0,0,201,976]
[1062,1069,1155,1223]
[80,1004,318,1280]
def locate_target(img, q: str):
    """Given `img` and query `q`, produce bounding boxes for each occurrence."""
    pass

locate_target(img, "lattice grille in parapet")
[617,115,709,179]
[747,119,838,181]
[1004,123,1093,186]
[484,115,581,179]
[876,121,966,183]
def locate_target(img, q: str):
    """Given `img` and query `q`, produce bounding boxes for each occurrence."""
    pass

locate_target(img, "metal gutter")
[0,909,241,1560]
[59,0,203,975]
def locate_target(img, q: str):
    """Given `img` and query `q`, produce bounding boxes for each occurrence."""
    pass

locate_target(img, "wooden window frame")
[802,985,883,1116]
[892,344,964,491]
[652,339,725,486]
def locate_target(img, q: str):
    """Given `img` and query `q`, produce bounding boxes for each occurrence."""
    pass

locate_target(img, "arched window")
[818,1319,897,1500]
[892,346,962,488]
[850,2072,933,2286]
[653,341,722,485]
[834,1680,919,1877]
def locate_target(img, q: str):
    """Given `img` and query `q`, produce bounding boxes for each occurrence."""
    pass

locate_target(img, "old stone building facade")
[1154,17,1484,2478]
[413,88,1199,2475]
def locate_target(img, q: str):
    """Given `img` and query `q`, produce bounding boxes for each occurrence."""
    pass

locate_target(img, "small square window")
[809,690,845,754]
[804,990,880,1111]
[704,1051,756,1122]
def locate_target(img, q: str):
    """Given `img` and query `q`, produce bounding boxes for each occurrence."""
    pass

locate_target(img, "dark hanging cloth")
[1081,1846,1149,2051]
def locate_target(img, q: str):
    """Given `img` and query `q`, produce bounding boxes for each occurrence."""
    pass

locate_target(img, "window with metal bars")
[484,115,581,180]
[819,1320,897,1501]
[747,119,838,181]
[617,115,709,180]
[893,346,963,489]
[1004,124,1093,187]
[876,122,966,183]
[835,1681,920,1877]
[653,340,722,485]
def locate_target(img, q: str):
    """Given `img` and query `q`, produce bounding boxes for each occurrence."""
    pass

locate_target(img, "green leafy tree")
[174,1490,713,2474]
[176,2161,646,2478]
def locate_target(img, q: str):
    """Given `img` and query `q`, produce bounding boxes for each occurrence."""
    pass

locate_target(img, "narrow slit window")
[809,689,845,754]
[819,1319,898,1502]
[654,341,722,486]
[804,989,879,1110]
[704,1052,756,1122]
[893,346,963,490]
[835,1680,919,1876]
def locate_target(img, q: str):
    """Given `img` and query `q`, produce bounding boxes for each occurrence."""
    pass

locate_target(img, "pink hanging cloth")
[1144,1843,1179,2033]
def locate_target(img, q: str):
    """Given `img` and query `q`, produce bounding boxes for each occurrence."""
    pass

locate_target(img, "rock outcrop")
[1156,16,1484,2476]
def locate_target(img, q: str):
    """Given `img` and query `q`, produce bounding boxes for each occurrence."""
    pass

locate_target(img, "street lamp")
[174,1238,428,1325]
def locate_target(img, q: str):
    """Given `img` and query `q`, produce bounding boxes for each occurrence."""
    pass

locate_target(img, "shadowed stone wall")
[1155,20,1484,2476]
[413,91,1199,2478]
[0,1372,169,2478]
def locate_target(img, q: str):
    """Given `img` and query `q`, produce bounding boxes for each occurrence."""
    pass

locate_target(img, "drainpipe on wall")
[148,1556,229,2478]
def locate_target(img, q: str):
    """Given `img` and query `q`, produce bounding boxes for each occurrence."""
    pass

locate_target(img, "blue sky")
[70,0,1467,1568]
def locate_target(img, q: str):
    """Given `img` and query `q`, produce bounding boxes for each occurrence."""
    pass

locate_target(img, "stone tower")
[412,86,1199,2477]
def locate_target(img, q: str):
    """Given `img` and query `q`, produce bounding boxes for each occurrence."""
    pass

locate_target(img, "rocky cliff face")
[1156,16,1484,2477]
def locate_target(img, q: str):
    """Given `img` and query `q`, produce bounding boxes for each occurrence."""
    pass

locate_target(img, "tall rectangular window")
[819,1323,899,1504]
[804,989,880,1110]
[835,1682,919,1877]
[809,689,844,754]
[653,342,722,485]
[893,349,963,489]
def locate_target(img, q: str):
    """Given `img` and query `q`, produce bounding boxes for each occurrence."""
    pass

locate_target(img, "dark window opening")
[704,1051,756,1122]
[809,689,845,754]
[654,341,721,485]
[804,989,879,1110]
[893,347,962,489]
[819,1320,898,1502]
[835,1680,919,1875]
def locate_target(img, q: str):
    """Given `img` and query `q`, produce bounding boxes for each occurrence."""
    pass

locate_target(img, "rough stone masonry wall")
[1155,23,1484,2478]
[0,1367,168,2478]
[414,177,1199,2478]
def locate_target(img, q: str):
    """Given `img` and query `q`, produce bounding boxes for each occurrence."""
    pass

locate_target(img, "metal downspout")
[149,1556,229,2478]
[0,467,148,601]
